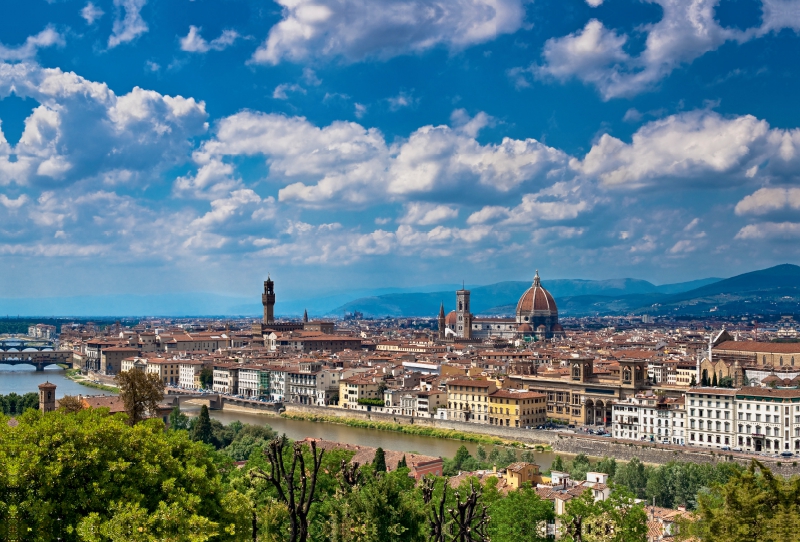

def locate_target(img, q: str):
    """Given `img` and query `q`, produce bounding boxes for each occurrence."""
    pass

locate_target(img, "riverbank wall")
[274,403,800,475]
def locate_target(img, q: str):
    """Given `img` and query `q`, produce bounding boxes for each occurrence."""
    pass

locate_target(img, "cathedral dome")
[445,311,458,325]
[518,323,533,332]
[515,271,557,315]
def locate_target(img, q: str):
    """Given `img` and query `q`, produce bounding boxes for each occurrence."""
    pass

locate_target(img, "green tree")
[568,454,592,482]
[115,369,165,425]
[169,405,189,430]
[683,461,800,542]
[223,424,277,462]
[373,447,387,473]
[711,373,718,387]
[0,392,39,415]
[57,395,84,414]
[550,455,565,473]
[476,445,487,462]
[444,445,474,475]
[561,486,647,542]
[489,483,554,542]
[192,405,214,445]
[397,455,407,469]
[321,467,425,542]
[593,457,617,479]
[614,458,649,500]
[1,407,250,541]
[199,367,214,389]
[520,449,536,463]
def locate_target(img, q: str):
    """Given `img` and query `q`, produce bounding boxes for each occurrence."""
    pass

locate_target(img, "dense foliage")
[442,444,537,476]
[680,461,800,542]
[0,392,38,415]
[549,453,743,510]
[3,402,780,542]
[0,408,250,541]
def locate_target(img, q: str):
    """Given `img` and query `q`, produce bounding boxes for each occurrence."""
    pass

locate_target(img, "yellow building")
[504,462,543,489]
[446,379,497,424]
[488,389,547,428]
[339,375,382,409]
[146,358,181,385]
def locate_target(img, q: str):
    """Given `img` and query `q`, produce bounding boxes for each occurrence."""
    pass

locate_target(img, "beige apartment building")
[145,358,181,385]
[339,375,382,408]
[446,379,497,424]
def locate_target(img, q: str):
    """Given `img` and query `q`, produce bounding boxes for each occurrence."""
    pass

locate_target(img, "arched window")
[780,357,784,366]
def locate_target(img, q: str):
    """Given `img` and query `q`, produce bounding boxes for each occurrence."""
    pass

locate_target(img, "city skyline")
[1,0,800,299]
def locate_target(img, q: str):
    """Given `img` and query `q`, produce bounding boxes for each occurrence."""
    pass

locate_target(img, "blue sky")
[1,0,800,302]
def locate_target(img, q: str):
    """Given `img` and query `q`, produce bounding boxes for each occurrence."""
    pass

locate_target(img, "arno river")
[3,365,559,468]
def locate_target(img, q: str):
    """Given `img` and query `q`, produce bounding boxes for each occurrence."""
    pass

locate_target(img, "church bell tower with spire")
[437,303,446,340]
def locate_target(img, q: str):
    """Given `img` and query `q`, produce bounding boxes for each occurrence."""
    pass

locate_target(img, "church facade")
[438,271,564,341]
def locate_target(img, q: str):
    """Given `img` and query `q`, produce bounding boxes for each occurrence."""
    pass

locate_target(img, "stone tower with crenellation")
[262,276,275,325]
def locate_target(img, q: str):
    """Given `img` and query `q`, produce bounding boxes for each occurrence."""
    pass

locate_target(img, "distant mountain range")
[1,264,796,318]
[329,277,723,318]
[329,264,800,318]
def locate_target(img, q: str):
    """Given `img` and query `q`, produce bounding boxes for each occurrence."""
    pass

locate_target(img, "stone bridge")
[0,338,57,351]
[165,390,222,409]
[0,350,74,371]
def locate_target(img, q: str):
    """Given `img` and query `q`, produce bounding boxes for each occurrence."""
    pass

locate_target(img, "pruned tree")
[449,479,490,542]
[423,476,447,542]
[250,436,325,542]
[57,395,84,414]
[339,458,362,491]
[423,477,491,542]
[115,369,165,425]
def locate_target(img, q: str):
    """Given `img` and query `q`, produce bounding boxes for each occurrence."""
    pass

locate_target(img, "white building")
[612,394,686,445]
[237,366,263,398]
[213,365,238,395]
[686,388,737,449]
[178,360,204,390]
[734,387,800,453]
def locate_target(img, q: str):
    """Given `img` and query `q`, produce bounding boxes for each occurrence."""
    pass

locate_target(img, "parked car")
[732,447,743,452]
[721,446,731,451]
[781,451,794,458]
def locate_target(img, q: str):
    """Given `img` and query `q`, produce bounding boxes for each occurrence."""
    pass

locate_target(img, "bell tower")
[437,303,446,340]
[262,276,275,325]
[456,286,471,339]
[38,381,56,413]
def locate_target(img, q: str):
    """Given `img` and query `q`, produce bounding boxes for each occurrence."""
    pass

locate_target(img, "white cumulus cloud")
[109,0,148,48]
[250,0,526,65]
[735,187,800,216]
[180,26,241,53]
[0,28,64,62]
[81,2,105,24]
[528,0,800,99]
[399,203,459,225]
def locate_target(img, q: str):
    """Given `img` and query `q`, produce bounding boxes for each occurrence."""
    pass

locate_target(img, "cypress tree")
[397,455,407,469]
[712,372,718,387]
[373,447,387,473]
[192,405,213,445]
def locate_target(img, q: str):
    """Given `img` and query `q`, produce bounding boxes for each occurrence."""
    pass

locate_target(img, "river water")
[2,366,559,467]
[0,365,107,397]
